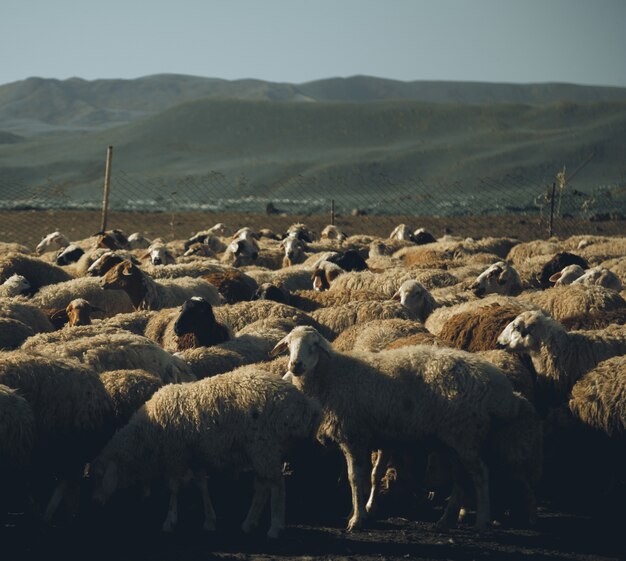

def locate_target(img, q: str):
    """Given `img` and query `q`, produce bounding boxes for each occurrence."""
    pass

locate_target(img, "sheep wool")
[91,369,320,538]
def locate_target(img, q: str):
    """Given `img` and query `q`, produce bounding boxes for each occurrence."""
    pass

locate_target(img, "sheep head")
[470,261,522,297]
[270,326,332,378]
[36,231,69,254]
[174,297,216,336]
[100,260,145,309]
[392,280,435,321]
[142,244,175,266]
[2,274,31,296]
[497,310,561,352]
[66,298,102,326]
[549,264,585,286]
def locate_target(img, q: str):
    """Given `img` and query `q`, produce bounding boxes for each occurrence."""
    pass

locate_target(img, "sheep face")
[2,274,31,296]
[226,239,259,266]
[36,231,69,254]
[280,237,305,264]
[56,244,85,266]
[389,224,412,241]
[143,245,175,266]
[270,326,332,377]
[548,264,585,286]
[66,298,101,326]
[497,310,557,352]
[311,262,343,291]
[470,261,521,297]
[101,260,142,291]
[392,280,430,319]
[88,252,125,276]
[174,297,215,336]
[127,233,151,249]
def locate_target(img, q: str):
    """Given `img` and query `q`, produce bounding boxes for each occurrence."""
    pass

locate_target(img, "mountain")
[2,74,626,136]
[2,97,625,203]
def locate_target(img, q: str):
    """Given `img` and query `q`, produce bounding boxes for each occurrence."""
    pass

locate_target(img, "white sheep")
[101,260,222,310]
[280,236,307,267]
[36,231,70,254]
[31,276,134,318]
[0,274,31,298]
[0,252,73,290]
[497,309,626,399]
[572,266,622,292]
[271,326,520,531]
[21,331,195,384]
[141,241,176,266]
[548,264,586,286]
[469,261,523,297]
[91,368,320,538]
[127,233,152,249]
[388,224,414,241]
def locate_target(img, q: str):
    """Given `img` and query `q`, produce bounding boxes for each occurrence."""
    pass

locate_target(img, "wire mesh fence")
[0,171,624,249]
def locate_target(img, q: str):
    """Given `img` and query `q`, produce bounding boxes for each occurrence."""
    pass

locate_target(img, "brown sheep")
[202,269,257,304]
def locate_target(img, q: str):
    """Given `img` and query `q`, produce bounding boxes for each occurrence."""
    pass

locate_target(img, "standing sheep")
[91,369,320,538]
[271,326,520,531]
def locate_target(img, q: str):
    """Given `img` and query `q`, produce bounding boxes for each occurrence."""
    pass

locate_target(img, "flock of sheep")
[0,220,624,539]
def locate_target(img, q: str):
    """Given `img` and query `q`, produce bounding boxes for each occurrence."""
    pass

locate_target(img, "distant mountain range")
[1,74,625,207]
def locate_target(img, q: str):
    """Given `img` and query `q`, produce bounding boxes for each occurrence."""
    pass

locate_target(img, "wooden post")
[548,182,556,238]
[331,199,335,226]
[100,146,113,233]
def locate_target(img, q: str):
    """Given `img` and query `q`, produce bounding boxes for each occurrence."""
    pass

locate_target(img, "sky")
[2,0,625,88]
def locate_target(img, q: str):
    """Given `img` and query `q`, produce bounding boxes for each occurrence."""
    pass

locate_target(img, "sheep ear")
[391,290,401,301]
[327,268,342,282]
[269,336,289,357]
[548,271,562,283]
[497,270,508,285]
[315,333,333,356]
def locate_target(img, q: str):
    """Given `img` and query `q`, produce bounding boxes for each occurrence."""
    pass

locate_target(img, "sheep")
[0,351,115,522]
[280,236,307,267]
[101,260,222,310]
[184,230,227,253]
[0,252,73,290]
[0,298,55,333]
[94,229,130,250]
[549,264,586,286]
[0,318,35,350]
[90,369,320,538]
[310,300,418,341]
[519,284,626,323]
[537,252,589,289]
[253,282,291,304]
[212,299,320,334]
[244,264,318,292]
[572,266,623,292]
[21,331,195,384]
[469,261,523,297]
[311,260,346,291]
[36,231,70,254]
[0,383,36,475]
[86,251,141,277]
[44,298,103,329]
[577,237,626,265]
[506,239,561,267]
[141,241,176,266]
[321,224,346,241]
[271,326,520,531]
[99,369,164,430]
[55,244,85,267]
[332,318,428,353]
[497,310,626,403]
[568,355,625,438]
[389,224,414,241]
[412,228,437,245]
[202,269,258,303]
[560,308,626,331]
[144,297,232,353]
[146,261,228,280]
[31,276,134,318]
[182,243,216,258]
[127,232,152,250]
[284,222,316,242]
[288,288,385,313]
[438,302,527,352]
[176,318,296,380]
[0,274,31,298]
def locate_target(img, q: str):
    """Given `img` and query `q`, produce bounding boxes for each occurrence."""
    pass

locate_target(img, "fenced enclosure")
[0,168,624,249]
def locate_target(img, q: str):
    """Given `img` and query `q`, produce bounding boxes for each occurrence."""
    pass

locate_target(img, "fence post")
[548,181,556,238]
[100,146,113,233]
[331,199,335,226]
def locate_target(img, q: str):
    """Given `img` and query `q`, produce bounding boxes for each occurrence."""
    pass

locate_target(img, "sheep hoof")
[347,517,362,532]
[267,526,283,539]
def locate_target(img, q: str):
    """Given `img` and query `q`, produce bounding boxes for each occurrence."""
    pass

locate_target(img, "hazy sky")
[2,0,625,87]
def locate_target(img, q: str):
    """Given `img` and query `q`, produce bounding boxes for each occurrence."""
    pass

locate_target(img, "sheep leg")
[242,477,270,534]
[43,479,69,524]
[162,479,180,532]
[464,457,491,530]
[195,475,216,532]
[341,443,368,531]
[366,448,388,515]
[267,475,286,539]
[436,481,464,530]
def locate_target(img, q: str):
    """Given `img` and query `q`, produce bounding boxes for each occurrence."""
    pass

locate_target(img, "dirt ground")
[1,209,624,249]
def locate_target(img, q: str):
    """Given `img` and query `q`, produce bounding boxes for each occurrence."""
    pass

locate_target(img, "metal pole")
[100,146,113,233]
[548,182,556,238]
[331,199,335,226]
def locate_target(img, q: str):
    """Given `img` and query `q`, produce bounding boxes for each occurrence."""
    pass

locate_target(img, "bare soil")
[1,210,624,250]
